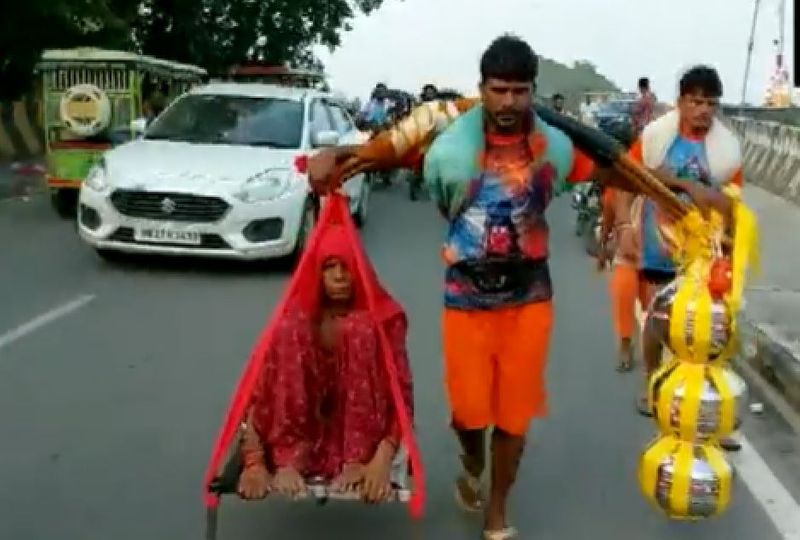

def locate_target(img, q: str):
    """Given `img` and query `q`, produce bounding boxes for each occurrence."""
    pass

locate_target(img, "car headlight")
[84,159,108,192]
[234,168,292,203]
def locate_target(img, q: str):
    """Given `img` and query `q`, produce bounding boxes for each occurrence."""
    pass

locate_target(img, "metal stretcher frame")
[204,422,414,540]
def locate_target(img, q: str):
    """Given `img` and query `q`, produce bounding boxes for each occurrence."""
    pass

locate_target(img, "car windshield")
[145,94,303,148]
[598,101,633,115]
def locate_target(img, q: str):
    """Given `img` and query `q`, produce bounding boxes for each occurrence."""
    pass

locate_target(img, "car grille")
[109,227,230,250]
[109,190,230,223]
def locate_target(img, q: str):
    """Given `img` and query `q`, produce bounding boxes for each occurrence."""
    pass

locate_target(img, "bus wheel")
[51,189,78,219]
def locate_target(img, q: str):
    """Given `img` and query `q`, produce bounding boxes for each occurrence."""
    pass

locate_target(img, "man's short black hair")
[679,66,722,98]
[423,84,437,93]
[552,93,564,101]
[638,77,650,90]
[480,34,538,83]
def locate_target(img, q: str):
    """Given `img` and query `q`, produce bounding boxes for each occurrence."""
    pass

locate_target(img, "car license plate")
[133,228,202,245]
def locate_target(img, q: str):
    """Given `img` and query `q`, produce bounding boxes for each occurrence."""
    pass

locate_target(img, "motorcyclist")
[421,84,439,102]
[358,84,394,186]
[552,93,566,114]
[407,84,441,200]
[359,83,391,131]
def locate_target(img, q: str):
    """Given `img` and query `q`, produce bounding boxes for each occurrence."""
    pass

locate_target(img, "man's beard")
[489,111,526,133]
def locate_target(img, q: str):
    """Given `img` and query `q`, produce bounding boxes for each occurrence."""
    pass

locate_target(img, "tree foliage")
[0,0,390,99]
[0,0,138,99]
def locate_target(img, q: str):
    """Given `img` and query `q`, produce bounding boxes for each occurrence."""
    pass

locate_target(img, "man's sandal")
[454,473,483,513]
[637,394,653,417]
[483,526,518,540]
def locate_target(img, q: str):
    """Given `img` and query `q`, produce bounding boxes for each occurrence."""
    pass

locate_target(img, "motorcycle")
[355,115,394,188]
[571,181,603,256]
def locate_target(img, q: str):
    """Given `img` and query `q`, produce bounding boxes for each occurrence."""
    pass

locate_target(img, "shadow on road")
[95,251,296,277]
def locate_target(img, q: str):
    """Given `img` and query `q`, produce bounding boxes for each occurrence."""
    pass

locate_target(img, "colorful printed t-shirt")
[632,136,741,274]
[442,133,593,310]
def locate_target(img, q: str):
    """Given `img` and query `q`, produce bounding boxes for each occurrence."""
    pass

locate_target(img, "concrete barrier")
[0,96,44,162]
[721,105,800,126]
[727,116,800,207]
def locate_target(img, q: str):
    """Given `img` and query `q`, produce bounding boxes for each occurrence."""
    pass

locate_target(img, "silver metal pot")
[648,280,733,360]
[653,366,747,440]
[654,444,733,519]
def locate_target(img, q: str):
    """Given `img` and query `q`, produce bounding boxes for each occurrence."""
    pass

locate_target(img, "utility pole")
[741,0,762,105]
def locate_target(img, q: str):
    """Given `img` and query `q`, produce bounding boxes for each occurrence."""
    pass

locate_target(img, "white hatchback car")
[77,83,371,261]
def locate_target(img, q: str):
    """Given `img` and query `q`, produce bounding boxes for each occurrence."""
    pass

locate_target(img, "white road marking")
[0,294,95,350]
[731,436,800,540]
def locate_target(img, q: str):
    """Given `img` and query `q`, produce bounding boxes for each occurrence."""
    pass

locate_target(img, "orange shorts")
[442,301,553,436]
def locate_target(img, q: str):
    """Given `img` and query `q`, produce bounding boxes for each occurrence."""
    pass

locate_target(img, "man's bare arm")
[594,165,639,193]
[655,170,734,222]
[309,99,477,193]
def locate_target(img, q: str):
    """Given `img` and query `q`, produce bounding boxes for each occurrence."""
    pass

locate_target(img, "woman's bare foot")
[237,464,271,500]
[362,440,395,503]
[272,467,306,499]
[331,463,366,493]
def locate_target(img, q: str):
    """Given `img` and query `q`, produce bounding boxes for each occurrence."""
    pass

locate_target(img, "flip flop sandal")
[720,437,742,452]
[616,347,635,372]
[482,526,518,540]
[455,473,483,513]
[637,395,653,417]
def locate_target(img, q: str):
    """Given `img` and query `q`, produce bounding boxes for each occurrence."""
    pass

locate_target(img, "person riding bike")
[421,84,439,102]
[407,84,443,200]
[359,84,394,186]
[360,83,391,131]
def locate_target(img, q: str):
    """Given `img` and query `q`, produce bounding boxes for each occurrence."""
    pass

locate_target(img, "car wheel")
[575,215,588,237]
[408,173,420,201]
[289,197,317,266]
[354,179,370,228]
[51,189,78,219]
[584,218,601,257]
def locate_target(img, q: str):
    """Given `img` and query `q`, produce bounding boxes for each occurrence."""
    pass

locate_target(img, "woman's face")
[321,257,353,302]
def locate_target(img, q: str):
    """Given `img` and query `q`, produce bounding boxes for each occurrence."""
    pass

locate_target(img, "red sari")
[249,225,413,479]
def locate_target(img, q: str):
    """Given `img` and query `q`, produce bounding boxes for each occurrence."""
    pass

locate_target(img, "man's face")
[423,88,437,101]
[480,78,533,132]
[678,90,718,132]
[374,86,387,100]
[553,97,564,111]
[322,257,353,302]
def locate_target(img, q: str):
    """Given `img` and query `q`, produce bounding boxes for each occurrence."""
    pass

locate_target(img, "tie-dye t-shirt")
[442,134,592,310]
[639,136,724,273]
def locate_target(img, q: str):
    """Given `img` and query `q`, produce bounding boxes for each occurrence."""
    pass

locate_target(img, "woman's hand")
[272,467,307,499]
[307,148,340,195]
[362,440,396,503]
[237,463,271,500]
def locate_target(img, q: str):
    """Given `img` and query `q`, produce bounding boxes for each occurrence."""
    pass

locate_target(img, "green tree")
[0,0,139,99]
[133,0,392,75]
[1,0,392,99]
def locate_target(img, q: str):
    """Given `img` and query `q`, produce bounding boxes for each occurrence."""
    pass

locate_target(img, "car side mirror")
[313,130,340,148]
[130,118,148,136]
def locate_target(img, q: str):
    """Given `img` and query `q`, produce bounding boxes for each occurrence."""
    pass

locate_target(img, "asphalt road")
[0,186,797,540]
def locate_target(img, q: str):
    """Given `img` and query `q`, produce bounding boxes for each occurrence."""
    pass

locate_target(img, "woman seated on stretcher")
[237,225,413,503]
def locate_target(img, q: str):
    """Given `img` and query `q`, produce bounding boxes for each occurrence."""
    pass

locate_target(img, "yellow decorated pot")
[639,435,732,520]
[649,361,746,441]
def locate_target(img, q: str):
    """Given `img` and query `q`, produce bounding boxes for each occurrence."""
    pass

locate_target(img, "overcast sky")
[315,0,793,105]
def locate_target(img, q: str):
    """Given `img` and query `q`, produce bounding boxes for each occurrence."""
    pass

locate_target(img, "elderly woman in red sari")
[236,225,413,503]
